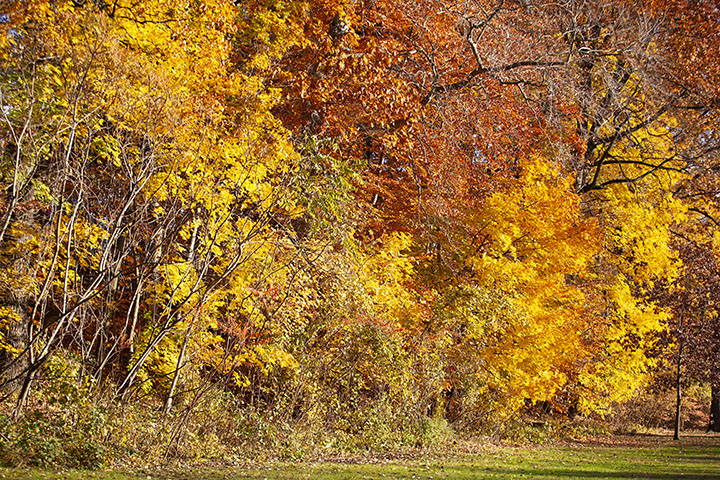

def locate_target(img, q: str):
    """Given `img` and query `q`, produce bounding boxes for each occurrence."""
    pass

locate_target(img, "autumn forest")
[1,0,720,468]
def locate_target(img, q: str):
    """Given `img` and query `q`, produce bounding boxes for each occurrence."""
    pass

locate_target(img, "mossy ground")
[2,434,719,480]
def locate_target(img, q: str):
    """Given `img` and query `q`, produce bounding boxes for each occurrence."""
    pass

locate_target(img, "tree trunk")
[12,367,36,420]
[163,323,191,414]
[674,338,683,441]
[162,225,199,414]
[1,207,35,394]
[710,384,720,433]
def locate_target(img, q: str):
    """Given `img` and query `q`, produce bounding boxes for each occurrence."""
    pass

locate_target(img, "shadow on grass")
[479,468,720,480]
[676,455,720,462]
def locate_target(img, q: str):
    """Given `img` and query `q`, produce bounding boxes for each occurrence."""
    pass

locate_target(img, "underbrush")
[607,384,711,433]
[0,355,638,469]
[1,384,626,470]
[0,386,464,469]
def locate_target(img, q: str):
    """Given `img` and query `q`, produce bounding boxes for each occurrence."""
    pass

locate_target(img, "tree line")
[1,0,719,462]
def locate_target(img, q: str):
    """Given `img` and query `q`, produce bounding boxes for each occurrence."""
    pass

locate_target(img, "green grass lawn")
[2,435,719,480]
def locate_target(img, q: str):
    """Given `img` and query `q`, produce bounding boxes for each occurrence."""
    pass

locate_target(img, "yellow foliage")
[0,307,22,357]
[441,155,602,412]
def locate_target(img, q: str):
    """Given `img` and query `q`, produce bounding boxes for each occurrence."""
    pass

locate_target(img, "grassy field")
[2,434,718,480]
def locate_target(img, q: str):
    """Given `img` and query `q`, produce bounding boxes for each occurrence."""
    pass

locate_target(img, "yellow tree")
[0,0,308,416]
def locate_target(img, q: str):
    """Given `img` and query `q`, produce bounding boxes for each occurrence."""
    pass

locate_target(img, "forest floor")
[2,432,719,480]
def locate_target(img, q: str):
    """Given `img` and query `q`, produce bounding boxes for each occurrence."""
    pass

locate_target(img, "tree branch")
[688,207,720,228]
